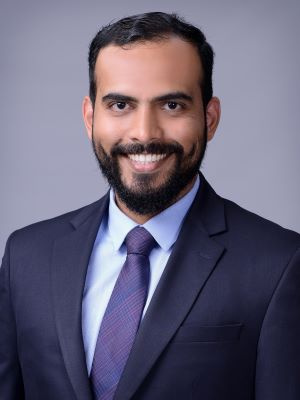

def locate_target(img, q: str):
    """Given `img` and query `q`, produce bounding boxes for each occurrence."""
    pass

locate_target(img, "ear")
[205,96,221,141]
[82,96,94,141]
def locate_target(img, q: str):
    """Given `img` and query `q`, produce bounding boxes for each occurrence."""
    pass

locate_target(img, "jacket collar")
[51,193,109,400]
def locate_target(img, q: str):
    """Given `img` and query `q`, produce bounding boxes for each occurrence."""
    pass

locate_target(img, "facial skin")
[83,36,220,223]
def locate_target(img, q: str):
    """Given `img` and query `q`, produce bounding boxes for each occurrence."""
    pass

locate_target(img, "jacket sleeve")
[0,233,25,399]
[255,247,300,399]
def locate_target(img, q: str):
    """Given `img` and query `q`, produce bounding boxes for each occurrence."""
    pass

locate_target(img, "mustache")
[110,141,184,157]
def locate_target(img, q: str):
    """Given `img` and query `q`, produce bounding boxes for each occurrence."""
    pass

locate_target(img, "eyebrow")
[101,91,193,104]
[102,93,136,103]
[153,92,193,103]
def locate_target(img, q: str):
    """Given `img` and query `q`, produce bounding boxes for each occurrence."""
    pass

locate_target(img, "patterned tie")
[90,226,156,400]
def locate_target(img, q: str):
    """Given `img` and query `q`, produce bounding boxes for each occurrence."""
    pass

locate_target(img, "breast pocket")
[172,323,243,343]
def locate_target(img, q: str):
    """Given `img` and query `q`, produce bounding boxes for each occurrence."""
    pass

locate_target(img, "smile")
[122,152,173,173]
[128,153,167,163]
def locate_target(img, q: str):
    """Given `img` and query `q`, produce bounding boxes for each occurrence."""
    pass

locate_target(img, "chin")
[123,178,168,195]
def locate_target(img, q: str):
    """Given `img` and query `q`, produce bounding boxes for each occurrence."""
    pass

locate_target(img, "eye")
[163,101,183,111]
[110,101,129,111]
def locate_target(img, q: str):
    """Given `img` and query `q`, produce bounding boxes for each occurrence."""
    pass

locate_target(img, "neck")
[114,176,197,224]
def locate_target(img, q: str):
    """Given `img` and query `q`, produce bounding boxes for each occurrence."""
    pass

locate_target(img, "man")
[0,11,300,400]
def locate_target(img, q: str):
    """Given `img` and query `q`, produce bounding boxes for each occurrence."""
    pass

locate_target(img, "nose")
[130,105,163,143]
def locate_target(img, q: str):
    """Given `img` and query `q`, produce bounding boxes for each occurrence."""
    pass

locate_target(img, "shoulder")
[198,175,300,253]
[222,196,300,258]
[5,195,108,257]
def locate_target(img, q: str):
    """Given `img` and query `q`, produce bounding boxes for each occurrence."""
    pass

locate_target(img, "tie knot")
[125,226,157,257]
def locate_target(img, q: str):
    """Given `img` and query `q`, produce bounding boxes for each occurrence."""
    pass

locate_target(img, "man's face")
[83,37,219,216]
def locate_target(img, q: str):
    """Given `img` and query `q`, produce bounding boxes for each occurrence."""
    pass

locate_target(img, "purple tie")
[90,226,156,400]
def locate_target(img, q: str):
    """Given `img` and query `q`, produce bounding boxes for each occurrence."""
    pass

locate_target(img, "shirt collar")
[108,175,200,252]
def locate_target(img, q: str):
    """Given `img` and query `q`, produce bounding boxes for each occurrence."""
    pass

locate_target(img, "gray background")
[1,0,299,257]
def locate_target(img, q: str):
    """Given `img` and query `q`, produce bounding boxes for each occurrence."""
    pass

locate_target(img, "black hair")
[88,12,214,108]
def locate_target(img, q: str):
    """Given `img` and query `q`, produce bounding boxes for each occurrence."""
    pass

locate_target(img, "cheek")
[163,118,203,150]
[92,114,126,149]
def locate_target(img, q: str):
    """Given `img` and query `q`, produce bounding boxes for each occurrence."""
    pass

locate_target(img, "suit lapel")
[114,176,227,400]
[51,195,109,400]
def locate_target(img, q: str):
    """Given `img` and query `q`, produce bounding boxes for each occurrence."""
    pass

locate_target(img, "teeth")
[128,153,167,163]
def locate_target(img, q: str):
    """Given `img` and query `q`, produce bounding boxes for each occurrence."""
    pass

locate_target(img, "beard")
[92,128,207,216]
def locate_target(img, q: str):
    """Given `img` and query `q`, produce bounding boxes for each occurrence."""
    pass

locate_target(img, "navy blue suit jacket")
[1,175,300,399]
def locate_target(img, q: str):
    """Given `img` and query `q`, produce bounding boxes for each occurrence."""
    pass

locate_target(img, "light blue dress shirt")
[82,175,200,374]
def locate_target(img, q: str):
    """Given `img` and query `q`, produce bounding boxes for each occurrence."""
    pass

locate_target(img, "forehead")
[94,37,203,97]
